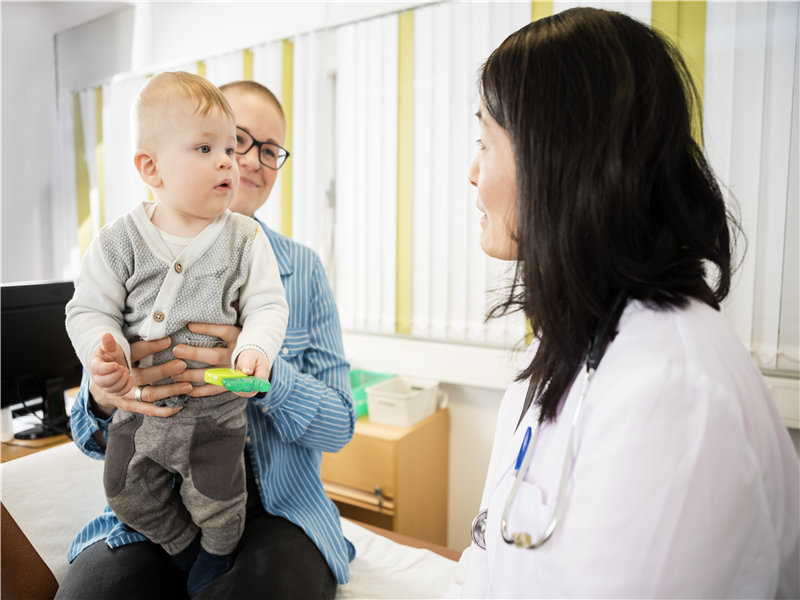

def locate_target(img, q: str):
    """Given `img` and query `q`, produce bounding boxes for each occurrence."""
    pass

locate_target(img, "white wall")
[441,382,502,550]
[0,1,126,282]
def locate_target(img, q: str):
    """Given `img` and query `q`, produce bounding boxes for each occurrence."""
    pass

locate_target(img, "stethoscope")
[471,293,628,551]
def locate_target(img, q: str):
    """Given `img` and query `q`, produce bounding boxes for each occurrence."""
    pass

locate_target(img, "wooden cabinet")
[321,408,449,546]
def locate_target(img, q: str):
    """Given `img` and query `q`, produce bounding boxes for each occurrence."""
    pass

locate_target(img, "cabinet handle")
[374,486,384,511]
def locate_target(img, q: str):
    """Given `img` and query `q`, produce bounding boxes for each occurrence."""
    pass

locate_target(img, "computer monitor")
[1,280,82,439]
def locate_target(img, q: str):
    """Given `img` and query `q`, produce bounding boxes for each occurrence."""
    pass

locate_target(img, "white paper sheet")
[1,441,457,598]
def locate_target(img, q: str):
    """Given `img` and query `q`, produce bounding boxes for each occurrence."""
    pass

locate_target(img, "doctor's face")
[468,103,518,260]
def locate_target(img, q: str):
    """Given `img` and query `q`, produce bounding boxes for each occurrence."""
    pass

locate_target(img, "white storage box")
[366,376,442,427]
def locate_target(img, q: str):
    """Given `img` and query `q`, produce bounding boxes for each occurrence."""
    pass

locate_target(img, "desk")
[1,435,70,463]
[1,387,76,463]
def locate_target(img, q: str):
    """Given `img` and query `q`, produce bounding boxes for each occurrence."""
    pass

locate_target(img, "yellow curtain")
[73,93,92,255]
[396,10,414,335]
[281,39,294,238]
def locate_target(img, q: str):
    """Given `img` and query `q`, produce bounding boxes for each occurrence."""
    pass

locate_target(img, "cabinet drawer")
[321,432,396,498]
[323,482,395,514]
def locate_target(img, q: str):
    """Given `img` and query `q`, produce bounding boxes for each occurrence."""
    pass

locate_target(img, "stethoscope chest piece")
[471,508,488,550]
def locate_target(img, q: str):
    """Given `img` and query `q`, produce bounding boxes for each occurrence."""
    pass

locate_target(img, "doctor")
[447,8,799,599]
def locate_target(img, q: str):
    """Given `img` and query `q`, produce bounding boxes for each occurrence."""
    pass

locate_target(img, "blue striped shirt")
[67,221,357,583]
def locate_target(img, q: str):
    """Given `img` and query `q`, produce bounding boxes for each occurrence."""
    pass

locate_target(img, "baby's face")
[149,99,239,232]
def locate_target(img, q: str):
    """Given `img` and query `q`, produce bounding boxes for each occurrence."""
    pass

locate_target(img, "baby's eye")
[475,139,485,150]
[197,145,211,154]
[226,148,235,157]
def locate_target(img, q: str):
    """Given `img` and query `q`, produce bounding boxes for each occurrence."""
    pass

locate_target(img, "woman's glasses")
[235,126,290,170]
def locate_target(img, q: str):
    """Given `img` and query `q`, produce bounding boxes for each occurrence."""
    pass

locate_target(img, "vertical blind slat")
[725,3,770,352]
[334,26,356,329]
[203,50,244,87]
[79,89,100,241]
[251,41,284,230]
[447,3,472,343]
[102,75,148,226]
[430,3,451,341]
[412,7,433,339]
[751,3,797,369]
[777,7,800,373]
[381,16,399,335]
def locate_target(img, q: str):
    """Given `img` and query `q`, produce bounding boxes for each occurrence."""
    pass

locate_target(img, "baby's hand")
[234,349,271,398]
[88,333,132,396]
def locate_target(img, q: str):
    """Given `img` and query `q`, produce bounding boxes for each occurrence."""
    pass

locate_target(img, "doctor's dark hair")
[480,8,740,423]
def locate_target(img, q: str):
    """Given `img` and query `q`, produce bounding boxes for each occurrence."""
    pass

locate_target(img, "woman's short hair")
[481,7,740,422]
[219,80,285,121]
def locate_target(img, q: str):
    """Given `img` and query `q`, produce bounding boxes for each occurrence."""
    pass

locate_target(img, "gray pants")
[104,396,247,556]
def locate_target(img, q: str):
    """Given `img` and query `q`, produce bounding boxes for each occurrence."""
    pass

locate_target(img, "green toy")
[203,368,271,393]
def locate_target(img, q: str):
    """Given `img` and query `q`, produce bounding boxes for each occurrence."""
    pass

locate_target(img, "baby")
[66,71,288,596]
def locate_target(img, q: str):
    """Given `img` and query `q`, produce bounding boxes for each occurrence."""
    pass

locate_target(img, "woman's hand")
[89,379,186,419]
[89,336,191,419]
[88,323,242,417]
[172,323,242,397]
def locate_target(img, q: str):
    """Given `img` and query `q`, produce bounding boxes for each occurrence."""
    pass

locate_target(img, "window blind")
[704,1,799,374]
[63,1,799,377]
[335,15,399,335]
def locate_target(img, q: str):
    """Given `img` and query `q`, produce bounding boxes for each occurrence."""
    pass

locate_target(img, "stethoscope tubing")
[501,366,594,549]
[472,292,627,552]
[473,366,596,551]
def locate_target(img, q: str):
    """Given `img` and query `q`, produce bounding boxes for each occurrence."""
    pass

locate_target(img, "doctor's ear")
[134,150,162,187]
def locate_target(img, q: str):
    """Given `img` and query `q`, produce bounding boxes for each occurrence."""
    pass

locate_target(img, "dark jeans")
[55,455,337,599]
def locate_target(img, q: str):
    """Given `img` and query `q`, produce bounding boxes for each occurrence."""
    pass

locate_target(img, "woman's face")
[468,102,518,260]
[223,88,286,217]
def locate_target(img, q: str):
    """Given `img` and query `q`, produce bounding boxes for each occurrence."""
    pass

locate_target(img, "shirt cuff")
[262,355,295,410]
[88,393,114,427]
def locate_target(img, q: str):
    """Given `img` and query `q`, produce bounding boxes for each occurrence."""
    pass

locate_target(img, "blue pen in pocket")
[515,426,532,472]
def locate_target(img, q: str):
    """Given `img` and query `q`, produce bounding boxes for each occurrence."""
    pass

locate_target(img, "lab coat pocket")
[486,473,553,597]
[487,472,552,554]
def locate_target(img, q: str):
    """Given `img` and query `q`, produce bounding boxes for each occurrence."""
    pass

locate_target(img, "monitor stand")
[14,377,70,440]
[15,422,64,440]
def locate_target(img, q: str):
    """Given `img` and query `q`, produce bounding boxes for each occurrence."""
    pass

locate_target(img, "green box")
[350,369,394,417]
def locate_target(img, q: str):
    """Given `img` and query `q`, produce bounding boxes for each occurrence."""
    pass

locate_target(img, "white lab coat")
[446,299,799,599]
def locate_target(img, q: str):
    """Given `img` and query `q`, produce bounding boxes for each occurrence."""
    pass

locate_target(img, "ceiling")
[2,1,131,37]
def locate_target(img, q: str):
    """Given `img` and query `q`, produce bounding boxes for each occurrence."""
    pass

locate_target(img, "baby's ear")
[134,150,161,187]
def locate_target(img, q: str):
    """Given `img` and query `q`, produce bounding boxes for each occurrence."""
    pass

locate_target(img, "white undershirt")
[157,229,192,260]
[145,202,193,259]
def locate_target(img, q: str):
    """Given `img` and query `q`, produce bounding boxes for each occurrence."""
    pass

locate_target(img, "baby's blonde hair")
[132,71,235,149]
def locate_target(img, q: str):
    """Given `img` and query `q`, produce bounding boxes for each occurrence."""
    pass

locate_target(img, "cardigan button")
[153,311,165,322]
[174,262,183,273]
